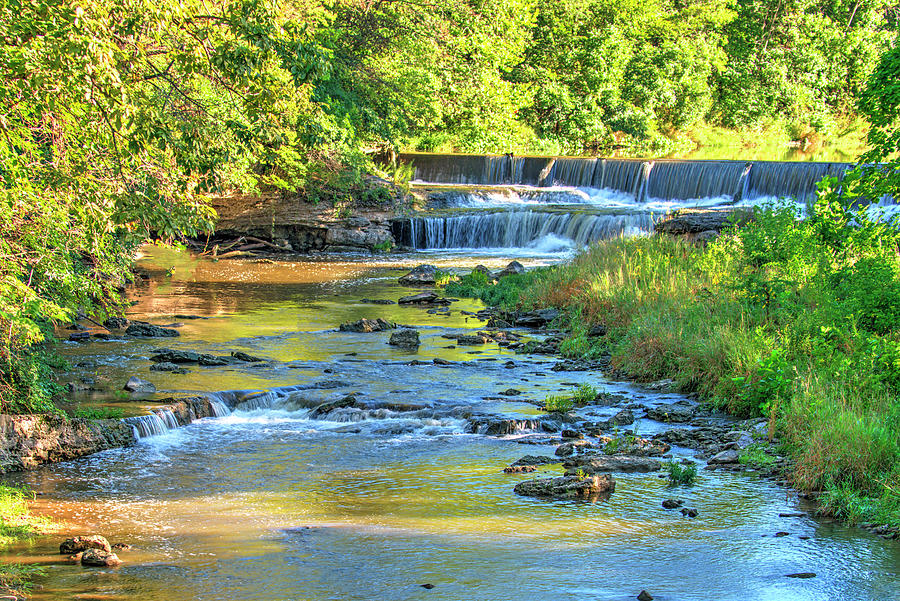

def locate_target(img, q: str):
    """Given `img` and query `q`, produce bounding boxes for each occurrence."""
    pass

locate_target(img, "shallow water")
[3,248,898,600]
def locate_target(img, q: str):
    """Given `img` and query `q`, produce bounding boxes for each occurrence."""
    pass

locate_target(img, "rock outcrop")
[0,415,136,473]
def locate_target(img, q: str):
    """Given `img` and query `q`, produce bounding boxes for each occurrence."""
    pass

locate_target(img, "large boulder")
[513,474,616,499]
[339,318,396,333]
[103,317,130,330]
[125,323,179,337]
[398,264,437,286]
[60,535,111,555]
[708,449,741,464]
[472,265,495,280]
[389,329,420,348]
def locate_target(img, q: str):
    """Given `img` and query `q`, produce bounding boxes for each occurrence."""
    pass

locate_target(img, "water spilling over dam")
[389,153,864,252]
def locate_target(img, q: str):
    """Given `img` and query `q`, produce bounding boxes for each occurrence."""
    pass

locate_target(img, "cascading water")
[394,153,895,252]
[394,210,654,250]
[401,153,856,202]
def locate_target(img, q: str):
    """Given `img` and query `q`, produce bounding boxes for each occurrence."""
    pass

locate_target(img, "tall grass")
[444,200,900,527]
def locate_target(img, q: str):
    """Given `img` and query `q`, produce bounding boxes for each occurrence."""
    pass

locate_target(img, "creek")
[2,154,899,600]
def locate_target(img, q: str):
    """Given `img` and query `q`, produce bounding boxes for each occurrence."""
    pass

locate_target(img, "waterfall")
[393,210,654,249]
[126,409,179,439]
[400,153,856,203]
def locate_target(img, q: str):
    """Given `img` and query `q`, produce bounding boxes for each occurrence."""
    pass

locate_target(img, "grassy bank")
[445,201,900,528]
[0,486,47,595]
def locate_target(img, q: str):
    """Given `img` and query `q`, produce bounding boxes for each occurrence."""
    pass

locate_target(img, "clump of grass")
[73,406,125,420]
[0,564,45,596]
[543,394,574,413]
[739,443,777,467]
[665,461,698,486]
[442,269,545,308]
[0,486,41,546]
[572,383,598,405]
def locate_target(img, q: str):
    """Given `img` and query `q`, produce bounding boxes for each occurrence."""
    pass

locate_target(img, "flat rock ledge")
[1,396,226,474]
[563,455,662,474]
[513,474,616,500]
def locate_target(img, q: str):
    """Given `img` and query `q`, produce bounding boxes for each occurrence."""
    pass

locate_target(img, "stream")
[2,244,898,601]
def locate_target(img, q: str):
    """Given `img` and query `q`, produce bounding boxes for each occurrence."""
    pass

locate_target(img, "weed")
[543,394,574,413]
[572,383,598,405]
[666,461,698,486]
[738,443,777,467]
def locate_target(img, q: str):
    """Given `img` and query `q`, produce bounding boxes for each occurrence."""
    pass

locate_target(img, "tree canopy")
[0,0,898,411]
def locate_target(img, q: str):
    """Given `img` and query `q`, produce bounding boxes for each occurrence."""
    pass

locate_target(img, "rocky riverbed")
[2,251,897,601]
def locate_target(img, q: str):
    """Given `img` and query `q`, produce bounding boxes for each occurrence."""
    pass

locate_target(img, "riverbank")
[441,208,900,532]
[1,485,49,598]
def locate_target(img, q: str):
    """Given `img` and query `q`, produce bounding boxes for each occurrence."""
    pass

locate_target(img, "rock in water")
[103,317,130,329]
[637,591,654,601]
[308,395,360,419]
[338,318,395,333]
[398,264,437,286]
[389,329,420,349]
[563,455,661,474]
[708,449,741,464]
[124,323,179,337]
[514,309,560,328]
[513,474,615,499]
[662,499,683,509]
[60,535,111,554]
[231,351,264,362]
[150,349,200,363]
[472,264,495,279]
[496,260,525,278]
[398,292,450,306]
[80,548,121,567]
[123,376,155,393]
[149,362,189,374]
